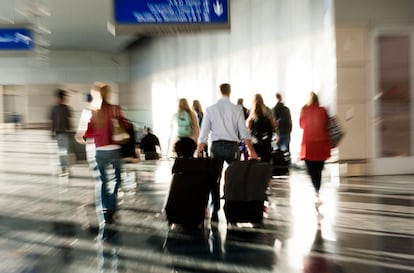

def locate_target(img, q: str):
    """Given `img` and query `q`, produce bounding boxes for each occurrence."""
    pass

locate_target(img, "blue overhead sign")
[0,28,33,50]
[114,0,229,25]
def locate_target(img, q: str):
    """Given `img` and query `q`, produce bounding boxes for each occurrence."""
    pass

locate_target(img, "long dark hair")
[192,100,203,114]
[249,94,267,120]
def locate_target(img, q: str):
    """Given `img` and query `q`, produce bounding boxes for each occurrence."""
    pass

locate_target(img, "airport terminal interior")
[0,0,414,272]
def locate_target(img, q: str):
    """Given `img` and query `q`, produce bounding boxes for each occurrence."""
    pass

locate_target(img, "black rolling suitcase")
[224,160,271,225]
[270,149,290,176]
[164,158,221,226]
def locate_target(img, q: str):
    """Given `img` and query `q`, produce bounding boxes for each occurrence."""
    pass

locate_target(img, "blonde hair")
[249,94,267,119]
[178,98,191,113]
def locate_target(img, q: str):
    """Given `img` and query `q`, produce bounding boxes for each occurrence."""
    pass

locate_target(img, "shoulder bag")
[327,115,344,148]
[111,106,130,144]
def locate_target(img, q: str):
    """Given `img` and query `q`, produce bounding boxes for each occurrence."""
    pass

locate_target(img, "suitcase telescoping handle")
[195,148,208,158]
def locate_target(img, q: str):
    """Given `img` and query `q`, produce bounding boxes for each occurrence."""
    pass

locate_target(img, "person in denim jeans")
[95,148,123,221]
[196,83,258,222]
[84,83,130,224]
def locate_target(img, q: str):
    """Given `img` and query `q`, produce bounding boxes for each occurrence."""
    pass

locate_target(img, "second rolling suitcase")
[224,160,271,225]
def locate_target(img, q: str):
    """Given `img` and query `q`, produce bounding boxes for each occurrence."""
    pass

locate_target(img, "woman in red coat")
[300,92,331,210]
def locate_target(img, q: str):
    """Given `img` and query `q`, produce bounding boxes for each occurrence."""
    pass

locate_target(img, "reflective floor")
[0,129,413,273]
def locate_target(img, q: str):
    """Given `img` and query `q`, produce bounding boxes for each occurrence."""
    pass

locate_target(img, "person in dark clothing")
[237,98,250,160]
[49,89,72,174]
[192,100,204,127]
[139,127,161,160]
[247,94,276,162]
[121,121,139,162]
[272,93,292,152]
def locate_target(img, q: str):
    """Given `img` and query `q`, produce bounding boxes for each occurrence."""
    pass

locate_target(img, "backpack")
[177,111,192,137]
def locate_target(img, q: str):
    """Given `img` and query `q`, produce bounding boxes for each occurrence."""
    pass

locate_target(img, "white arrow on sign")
[213,0,223,16]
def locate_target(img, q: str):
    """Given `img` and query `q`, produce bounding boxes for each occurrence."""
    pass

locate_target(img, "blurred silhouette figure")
[192,99,204,128]
[84,83,130,224]
[121,121,139,162]
[49,89,73,174]
[11,112,23,130]
[173,98,199,157]
[237,98,250,160]
[192,100,208,157]
[246,94,276,162]
[300,92,331,211]
[272,93,292,152]
[237,98,250,120]
[140,126,161,160]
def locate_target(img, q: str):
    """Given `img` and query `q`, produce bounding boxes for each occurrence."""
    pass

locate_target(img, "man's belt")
[212,140,238,144]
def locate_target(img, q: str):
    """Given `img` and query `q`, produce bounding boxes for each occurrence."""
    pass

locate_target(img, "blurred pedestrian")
[173,98,199,157]
[197,83,258,222]
[237,98,249,119]
[140,127,161,160]
[84,83,130,224]
[192,100,204,127]
[237,98,250,160]
[49,89,72,174]
[300,91,331,210]
[192,99,208,157]
[273,93,292,152]
[246,94,275,162]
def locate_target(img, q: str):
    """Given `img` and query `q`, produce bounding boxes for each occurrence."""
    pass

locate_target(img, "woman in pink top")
[300,92,331,210]
[84,83,130,224]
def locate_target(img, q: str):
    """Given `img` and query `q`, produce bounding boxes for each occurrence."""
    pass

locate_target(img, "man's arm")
[243,139,258,160]
[196,109,211,158]
[195,142,206,158]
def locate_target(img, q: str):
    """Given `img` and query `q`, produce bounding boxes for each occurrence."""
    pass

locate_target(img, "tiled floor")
[0,129,413,273]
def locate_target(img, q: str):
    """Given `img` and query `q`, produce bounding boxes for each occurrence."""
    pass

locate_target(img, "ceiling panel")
[0,0,137,53]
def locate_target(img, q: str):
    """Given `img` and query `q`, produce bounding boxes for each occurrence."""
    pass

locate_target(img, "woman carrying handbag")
[84,83,130,224]
[300,91,331,211]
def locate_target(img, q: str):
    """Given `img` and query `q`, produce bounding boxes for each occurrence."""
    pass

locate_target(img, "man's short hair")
[276,93,282,101]
[220,83,231,95]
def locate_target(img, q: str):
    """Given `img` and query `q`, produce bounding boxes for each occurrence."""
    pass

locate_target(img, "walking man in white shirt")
[196,83,258,222]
